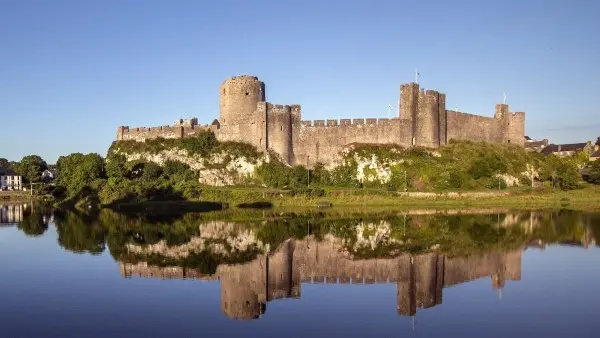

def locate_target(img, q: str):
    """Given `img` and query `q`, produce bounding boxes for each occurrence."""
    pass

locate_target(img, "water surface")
[0,205,599,337]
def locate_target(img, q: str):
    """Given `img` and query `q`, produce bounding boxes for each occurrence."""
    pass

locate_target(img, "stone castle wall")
[116,75,526,166]
[292,118,413,166]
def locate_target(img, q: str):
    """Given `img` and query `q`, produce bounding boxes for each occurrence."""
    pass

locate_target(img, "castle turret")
[494,104,509,119]
[415,90,441,147]
[507,112,525,146]
[265,103,294,163]
[400,83,420,145]
[219,75,265,126]
[116,126,129,141]
[494,104,525,146]
[219,75,267,148]
[401,84,446,148]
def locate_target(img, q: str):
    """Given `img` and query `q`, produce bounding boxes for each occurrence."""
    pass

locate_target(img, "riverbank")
[101,184,600,212]
[271,186,600,210]
[0,192,42,203]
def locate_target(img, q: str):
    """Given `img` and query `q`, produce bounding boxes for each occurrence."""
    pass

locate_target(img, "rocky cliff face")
[112,147,270,186]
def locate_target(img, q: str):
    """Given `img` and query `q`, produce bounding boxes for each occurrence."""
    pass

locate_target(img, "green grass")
[102,183,600,212]
[268,184,600,210]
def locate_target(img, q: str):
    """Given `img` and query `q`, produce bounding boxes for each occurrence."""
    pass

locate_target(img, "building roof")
[524,136,532,141]
[0,168,18,176]
[541,143,589,155]
[592,150,600,158]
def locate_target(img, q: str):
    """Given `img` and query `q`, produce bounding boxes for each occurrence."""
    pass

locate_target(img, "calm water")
[1,204,600,338]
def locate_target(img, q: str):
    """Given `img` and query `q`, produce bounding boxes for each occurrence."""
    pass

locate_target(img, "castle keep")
[117,75,525,166]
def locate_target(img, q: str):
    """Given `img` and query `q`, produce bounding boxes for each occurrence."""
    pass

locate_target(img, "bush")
[106,153,128,178]
[588,161,600,184]
[255,156,292,188]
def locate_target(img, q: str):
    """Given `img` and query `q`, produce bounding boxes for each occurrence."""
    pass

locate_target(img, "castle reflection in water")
[120,236,522,320]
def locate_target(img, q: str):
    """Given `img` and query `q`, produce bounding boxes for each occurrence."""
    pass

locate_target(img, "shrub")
[255,157,291,188]
[588,161,600,184]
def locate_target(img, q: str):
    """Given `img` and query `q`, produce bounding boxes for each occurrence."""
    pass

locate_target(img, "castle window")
[280,125,283,131]
[245,92,249,96]
[223,89,226,95]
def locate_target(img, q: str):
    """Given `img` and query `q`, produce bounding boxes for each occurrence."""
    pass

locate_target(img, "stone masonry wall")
[115,75,526,167]
[292,118,413,166]
[117,125,217,142]
[446,110,506,144]
[266,103,294,164]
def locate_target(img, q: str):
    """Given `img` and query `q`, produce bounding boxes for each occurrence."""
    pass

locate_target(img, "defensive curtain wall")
[120,237,522,320]
[117,75,525,167]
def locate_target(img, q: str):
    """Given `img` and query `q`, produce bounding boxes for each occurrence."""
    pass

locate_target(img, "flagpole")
[415,69,418,84]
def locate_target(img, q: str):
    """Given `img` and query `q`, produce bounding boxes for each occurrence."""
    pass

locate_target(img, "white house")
[0,169,23,191]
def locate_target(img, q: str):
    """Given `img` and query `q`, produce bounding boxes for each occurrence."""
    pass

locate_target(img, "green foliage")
[539,155,581,190]
[139,162,163,181]
[595,137,600,147]
[255,155,295,188]
[164,161,192,176]
[572,150,590,169]
[588,160,600,184]
[316,141,582,191]
[310,162,332,185]
[468,153,507,179]
[56,153,106,197]
[180,130,218,156]
[98,157,201,205]
[109,130,259,162]
[105,152,128,178]
[13,155,47,183]
[0,158,9,169]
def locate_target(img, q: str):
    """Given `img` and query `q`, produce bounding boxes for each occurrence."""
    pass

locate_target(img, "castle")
[117,75,525,166]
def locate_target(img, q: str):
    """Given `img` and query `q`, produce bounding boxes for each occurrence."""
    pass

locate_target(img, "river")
[0,204,599,337]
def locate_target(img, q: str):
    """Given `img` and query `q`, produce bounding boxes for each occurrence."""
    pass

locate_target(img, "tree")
[141,162,163,181]
[0,158,9,169]
[555,159,581,190]
[13,155,47,183]
[572,151,589,170]
[56,153,106,196]
[596,137,600,147]
[540,155,580,190]
[588,161,600,184]
[105,153,128,178]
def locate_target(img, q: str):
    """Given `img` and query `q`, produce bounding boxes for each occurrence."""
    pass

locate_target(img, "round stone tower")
[219,75,265,126]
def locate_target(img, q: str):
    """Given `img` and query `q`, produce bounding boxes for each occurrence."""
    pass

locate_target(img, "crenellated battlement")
[116,121,218,142]
[115,75,526,165]
[298,118,400,128]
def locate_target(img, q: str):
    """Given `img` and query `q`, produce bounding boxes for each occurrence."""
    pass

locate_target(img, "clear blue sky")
[1,0,598,163]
